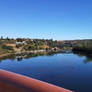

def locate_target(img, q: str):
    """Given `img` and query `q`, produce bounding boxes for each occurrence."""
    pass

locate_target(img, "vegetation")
[0,36,92,58]
[0,37,65,57]
[72,40,92,54]
[0,44,14,54]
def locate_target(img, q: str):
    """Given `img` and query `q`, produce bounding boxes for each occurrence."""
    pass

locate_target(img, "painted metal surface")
[0,70,73,92]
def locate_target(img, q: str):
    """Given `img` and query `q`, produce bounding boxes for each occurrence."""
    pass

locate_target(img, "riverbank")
[0,49,67,59]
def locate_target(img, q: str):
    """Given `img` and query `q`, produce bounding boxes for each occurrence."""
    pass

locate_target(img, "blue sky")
[0,0,92,40]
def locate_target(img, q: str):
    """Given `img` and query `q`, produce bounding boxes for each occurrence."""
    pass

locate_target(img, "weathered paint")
[0,69,73,92]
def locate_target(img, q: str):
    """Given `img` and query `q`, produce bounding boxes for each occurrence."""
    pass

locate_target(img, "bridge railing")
[0,69,73,92]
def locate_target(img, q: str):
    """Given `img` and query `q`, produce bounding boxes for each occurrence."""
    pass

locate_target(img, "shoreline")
[0,49,69,59]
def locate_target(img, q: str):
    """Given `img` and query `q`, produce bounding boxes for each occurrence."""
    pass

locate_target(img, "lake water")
[0,52,92,92]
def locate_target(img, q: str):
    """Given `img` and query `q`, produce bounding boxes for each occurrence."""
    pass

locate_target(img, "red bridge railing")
[0,69,73,92]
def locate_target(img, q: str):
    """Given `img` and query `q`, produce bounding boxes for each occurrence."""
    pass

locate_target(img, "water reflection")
[73,51,92,64]
[0,51,58,63]
[0,52,92,92]
[1,51,92,64]
[0,54,16,63]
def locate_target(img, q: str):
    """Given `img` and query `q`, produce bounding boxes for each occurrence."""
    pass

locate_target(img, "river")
[0,52,92,92]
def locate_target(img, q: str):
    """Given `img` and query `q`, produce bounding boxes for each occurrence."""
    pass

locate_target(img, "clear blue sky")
[0,0,92,40]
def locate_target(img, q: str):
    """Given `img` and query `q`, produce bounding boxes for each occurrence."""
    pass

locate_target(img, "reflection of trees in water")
[84,55,92,64]
[0,51,58,63]
[0,54,16,63]
[16,56,23,62]
[73,51,92,64]
[23,52,56,59]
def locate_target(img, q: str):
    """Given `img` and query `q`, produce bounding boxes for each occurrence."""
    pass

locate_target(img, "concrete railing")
[0,69,73,92]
